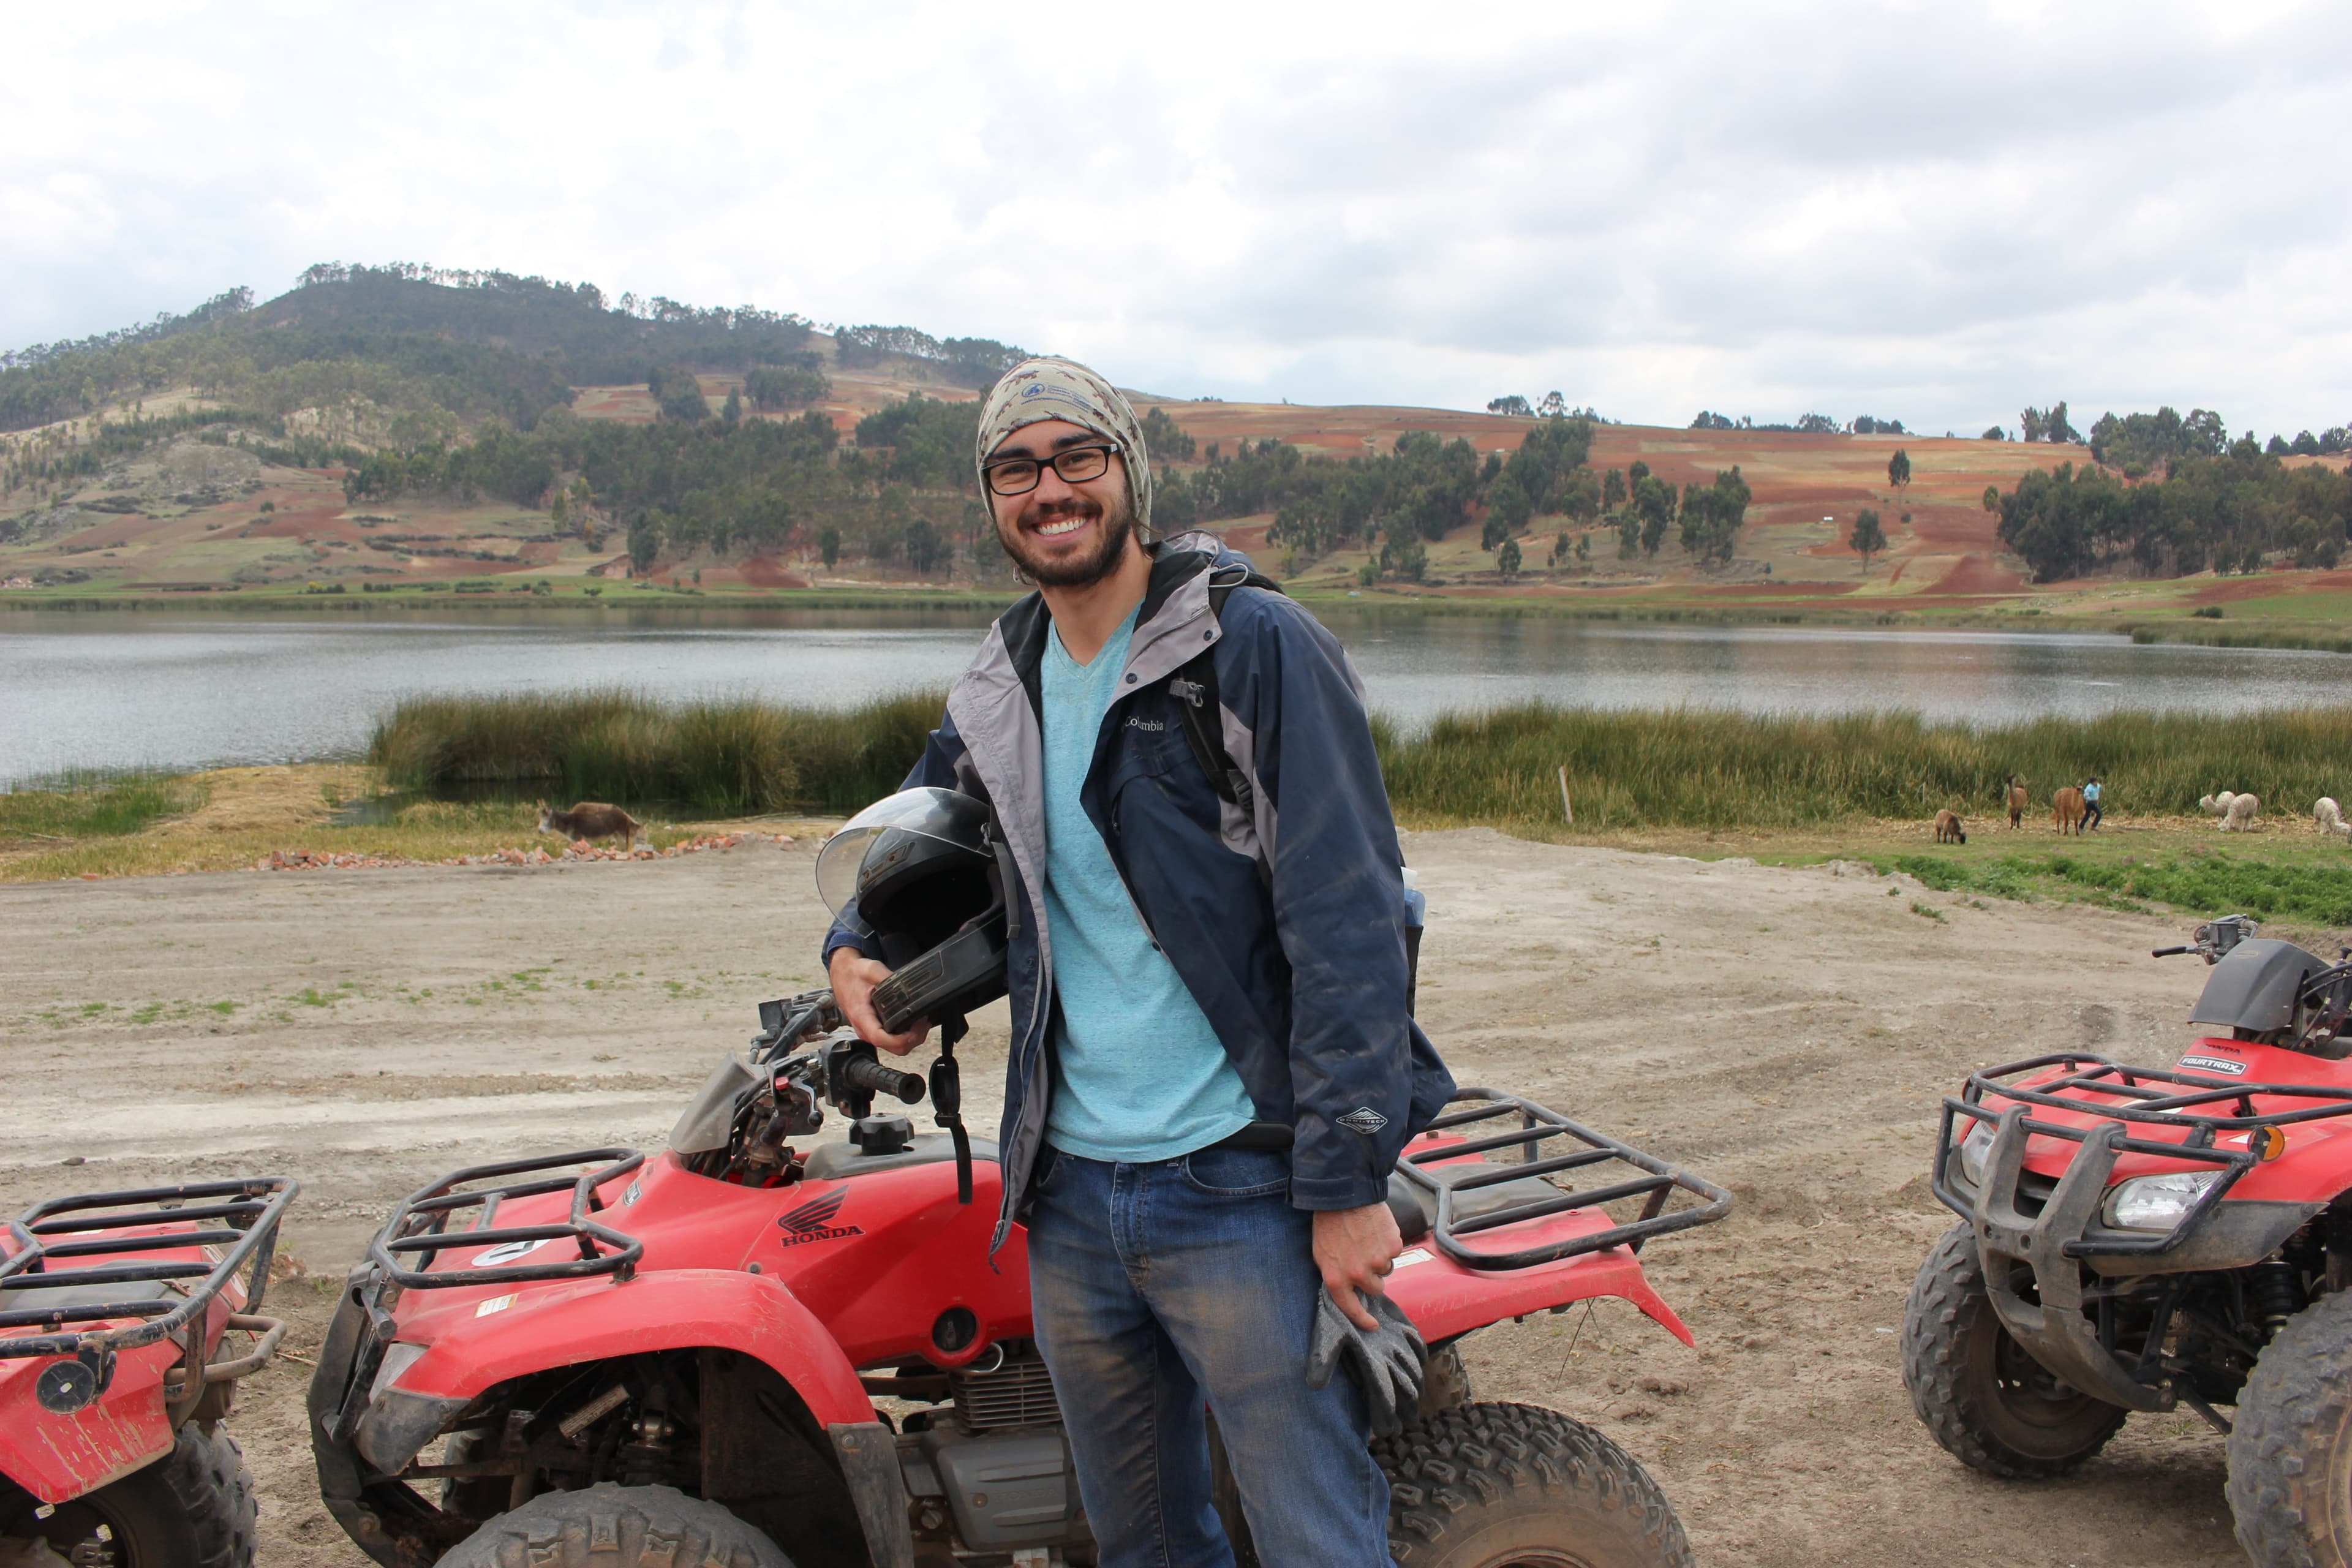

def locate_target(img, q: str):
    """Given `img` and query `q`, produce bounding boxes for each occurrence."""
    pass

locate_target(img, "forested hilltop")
[1,265,2346,619]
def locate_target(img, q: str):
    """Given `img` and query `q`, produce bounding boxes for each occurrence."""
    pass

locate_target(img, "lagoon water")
[4,606,2349,785]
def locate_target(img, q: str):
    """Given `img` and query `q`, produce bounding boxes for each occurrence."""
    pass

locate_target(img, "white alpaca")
[2221,794,2260,831]
[2201,791,2239,817]
[2316,797,2343,833]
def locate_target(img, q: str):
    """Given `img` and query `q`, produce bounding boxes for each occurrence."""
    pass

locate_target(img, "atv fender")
[0,1343,176,1504]
[1382,1243,1695,1347]
[355,1270,873,1475]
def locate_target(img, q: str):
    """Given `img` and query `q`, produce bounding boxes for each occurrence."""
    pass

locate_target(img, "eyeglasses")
[981,444,1118,497]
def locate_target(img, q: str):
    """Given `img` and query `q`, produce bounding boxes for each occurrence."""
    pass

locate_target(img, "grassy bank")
[369,690,944,815]
[368,690,2352,830]
[1378,704,2352,832]
[0,772,211,839]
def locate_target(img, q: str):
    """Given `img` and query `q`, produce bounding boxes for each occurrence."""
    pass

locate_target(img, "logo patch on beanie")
[1337,1107,1389,1135]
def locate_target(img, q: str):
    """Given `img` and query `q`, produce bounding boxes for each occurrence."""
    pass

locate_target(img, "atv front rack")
[1395,1089,1732,1271]
[0,1177,296,1360]
[1933,1053,2352,1258]
[369,1148,646,1290]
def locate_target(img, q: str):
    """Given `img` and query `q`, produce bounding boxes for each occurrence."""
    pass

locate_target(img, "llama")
[2315,797,2343,834]
[1934,809,1967,844]
[2052,786,2086,835]
[2201,791,2239,817]
[2220,794,2260,832]
[2005,775,2027,829]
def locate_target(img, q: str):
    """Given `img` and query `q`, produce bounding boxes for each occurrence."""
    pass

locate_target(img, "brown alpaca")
[537,799,644,844]
[1934,809,1966,844]
[2052,786,2086,835]
[2005,775,2027,829]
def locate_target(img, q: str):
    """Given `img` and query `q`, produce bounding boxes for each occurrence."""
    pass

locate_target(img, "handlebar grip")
[842,1055,926,1105]
[2151,945,2193,957]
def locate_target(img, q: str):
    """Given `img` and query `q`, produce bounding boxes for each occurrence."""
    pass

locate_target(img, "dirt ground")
[0,831,2251,1566]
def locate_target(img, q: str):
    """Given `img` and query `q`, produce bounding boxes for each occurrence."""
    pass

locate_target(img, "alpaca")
[1934,809,1967,844]
[2220,794,2260,832]
[2201,791,2238,817]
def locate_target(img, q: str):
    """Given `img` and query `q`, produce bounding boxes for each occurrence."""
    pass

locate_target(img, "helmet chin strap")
[930,1014,973,1205]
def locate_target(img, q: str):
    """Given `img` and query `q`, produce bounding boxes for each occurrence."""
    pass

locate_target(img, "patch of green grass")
[1879,848,2352,927]
[206,1000,239,1016]
[1909,900,1946,922]
[0,771,208,839]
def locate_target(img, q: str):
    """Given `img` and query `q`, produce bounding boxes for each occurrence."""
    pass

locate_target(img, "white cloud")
[4,0,2348,435]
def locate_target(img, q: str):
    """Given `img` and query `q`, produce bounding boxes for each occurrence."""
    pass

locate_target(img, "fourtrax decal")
[2180,1053,2250,1077]
[775,1188,864,1247]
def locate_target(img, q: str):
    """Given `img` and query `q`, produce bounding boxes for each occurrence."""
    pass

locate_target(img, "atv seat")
[803,1132,1001,1182]
[1385,1164,1570,1246]
[1,1276,179,1318]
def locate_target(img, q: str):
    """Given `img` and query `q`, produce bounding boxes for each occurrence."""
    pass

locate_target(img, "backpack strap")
[1166,566,1283,817]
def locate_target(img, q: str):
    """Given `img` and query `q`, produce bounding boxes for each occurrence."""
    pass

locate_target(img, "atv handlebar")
[839,1052,926,1106]
[2152,944,2194,957]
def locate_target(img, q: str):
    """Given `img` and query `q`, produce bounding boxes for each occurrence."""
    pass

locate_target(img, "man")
[823,356,1452,1564]
[2082,775,2103,831]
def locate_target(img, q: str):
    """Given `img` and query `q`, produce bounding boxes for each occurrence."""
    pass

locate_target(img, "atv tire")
[0,1422,256,1568]
[1902,1219,2127,1479]
[437,1484,793,1568]
[2228,1285,2352,1568]
[1375,1401,1691,1567]
[1417,1343,1474,1422]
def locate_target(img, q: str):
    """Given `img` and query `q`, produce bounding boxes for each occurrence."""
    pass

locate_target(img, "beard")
[995,487,1139,588]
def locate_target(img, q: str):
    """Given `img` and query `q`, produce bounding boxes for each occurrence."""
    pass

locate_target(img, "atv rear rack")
[1933,1053,2352,1257]
[0,1177,296,1361]
[369,1148,646,1290]
[1395,1089,1732,1271]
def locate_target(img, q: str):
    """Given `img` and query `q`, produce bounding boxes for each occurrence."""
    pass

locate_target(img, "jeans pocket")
[1030,1147,1067,1199]
[1180,1145,1291,1199]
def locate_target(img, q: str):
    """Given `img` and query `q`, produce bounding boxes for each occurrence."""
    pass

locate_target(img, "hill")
[2,269,2347,634]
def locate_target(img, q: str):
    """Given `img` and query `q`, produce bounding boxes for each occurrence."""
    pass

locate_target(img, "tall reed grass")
[1376,704,2352,830]
[369,691,2352,830]
[368,690,943,815]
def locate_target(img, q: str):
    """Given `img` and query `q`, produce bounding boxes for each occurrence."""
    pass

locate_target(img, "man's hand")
[826,949,932,1057]
[1313,1202,1404,1330]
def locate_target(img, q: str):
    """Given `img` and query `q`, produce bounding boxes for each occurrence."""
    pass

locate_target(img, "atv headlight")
[2103,1171,2222,1232]
[1956,1120,1996,1187]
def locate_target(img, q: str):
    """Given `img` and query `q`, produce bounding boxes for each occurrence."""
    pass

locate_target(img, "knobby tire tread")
[2228,1284,2352,1568]
[1373,1400,1691,1568]
[439,1483,796,1568]
[1901,1219,2124,1479]
[158,1423,258,1568]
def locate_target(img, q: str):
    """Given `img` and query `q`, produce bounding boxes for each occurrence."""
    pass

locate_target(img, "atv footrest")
[1395,1089,1730,1270]
[369,1148,646,1289]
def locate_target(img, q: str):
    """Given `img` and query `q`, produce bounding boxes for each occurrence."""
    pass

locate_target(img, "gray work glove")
[1306,1285,1427,1438]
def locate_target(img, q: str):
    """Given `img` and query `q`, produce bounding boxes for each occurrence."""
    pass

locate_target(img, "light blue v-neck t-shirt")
[1039,609,1257,1162]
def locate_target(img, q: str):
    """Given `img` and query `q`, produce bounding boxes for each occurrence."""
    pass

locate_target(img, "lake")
[4,606,2348,785]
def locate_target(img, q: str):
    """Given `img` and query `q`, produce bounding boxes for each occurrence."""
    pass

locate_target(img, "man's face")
[984,419,1135,588]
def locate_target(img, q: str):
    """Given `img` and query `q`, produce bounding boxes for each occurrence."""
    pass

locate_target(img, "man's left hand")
[1313,1202,1403,1330]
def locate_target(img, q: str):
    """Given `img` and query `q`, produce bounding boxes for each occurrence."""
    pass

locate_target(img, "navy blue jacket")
[823,537,1455,1256]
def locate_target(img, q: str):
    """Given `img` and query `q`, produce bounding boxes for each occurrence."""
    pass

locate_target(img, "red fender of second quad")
[387,1268,873,1425]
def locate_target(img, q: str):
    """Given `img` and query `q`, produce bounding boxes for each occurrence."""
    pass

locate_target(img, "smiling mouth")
[1033,513,1091,538]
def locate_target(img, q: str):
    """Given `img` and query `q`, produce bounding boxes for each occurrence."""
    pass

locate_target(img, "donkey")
[537,799,644,845]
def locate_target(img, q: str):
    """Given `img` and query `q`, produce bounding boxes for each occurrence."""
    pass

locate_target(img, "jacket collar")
[995,540,1218,704]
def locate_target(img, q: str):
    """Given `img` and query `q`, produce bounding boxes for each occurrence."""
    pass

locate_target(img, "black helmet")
[817,788,1009,1033]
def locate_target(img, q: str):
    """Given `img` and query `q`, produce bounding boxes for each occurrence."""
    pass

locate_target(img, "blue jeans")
[1025,1144,1390,1567]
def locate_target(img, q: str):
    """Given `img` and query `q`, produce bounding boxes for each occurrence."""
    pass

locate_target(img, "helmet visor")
[815,786,990,914]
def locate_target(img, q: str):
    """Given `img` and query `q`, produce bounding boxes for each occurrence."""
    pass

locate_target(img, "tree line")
[1989,440,2352,582]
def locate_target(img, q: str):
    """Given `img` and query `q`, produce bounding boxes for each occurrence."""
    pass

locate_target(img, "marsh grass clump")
[1375,704,2352,832]
[368,689,946,815]
[0,771,208,840]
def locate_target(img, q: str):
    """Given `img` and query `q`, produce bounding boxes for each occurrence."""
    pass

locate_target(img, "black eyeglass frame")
[980,443,1121,497]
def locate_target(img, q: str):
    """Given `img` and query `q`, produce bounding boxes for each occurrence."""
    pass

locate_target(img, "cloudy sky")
[7,2,2348,436]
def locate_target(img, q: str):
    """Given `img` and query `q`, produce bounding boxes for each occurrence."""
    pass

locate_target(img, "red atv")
[308,990,1731,1568]
[1,1177,296,1568]
[1904,914,2352,1567]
